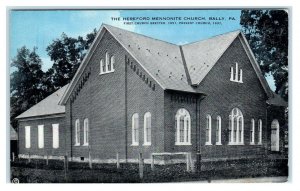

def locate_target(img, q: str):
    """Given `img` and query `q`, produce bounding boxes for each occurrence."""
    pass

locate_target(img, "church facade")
[16,24,287,164]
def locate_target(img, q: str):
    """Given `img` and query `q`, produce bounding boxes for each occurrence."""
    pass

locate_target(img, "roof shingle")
[16,84,68,119]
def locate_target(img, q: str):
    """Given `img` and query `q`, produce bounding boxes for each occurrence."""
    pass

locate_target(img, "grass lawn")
[10,158,288,183]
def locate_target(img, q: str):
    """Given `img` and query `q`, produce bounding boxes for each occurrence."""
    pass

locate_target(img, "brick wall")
[66,30,165,161]
[18,116,66,156]
[196,37,269,159]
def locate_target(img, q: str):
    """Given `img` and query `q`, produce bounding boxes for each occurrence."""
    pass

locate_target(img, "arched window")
[216,116,222,145]
[230,62,243,83]
[132,113,139,146]
[229,108,244,145]
[75,119,80,146]
[83,118,89,146]
[271,119,280,151]
[106,52,110,71]
[100,59,105,74]
[205,115,212,145]
[250,119,255,144]
[110,56,115,71]
[258,119,262,145]
[175,108,191,145]
[144,112,151,145]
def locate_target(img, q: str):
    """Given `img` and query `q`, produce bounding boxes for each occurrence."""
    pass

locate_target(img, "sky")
[9,9,275,90]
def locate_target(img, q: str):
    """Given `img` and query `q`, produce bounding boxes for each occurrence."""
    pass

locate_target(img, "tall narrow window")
[258,119,262,145]
[38,125,44,149]
[83,118,89,146]
[100,59,105,74]
[144,112,151,145]
[110,56,115,71]
[271,119,280,151]
[230,67,234,81]
[216,116,222,145]
[175,108,191,145]
[132,113,139,146]
[106,52,110,71]
[239,69,243,82]
[205,115,212,145]
[229,108,244,145]
[250,119,255,144]
[25,126,31,148]
[75,119,80,146]
[52,124,59,149]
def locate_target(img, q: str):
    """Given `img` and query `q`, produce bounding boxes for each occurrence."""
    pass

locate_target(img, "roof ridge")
[182,29,241,46]
[103,23,179,47]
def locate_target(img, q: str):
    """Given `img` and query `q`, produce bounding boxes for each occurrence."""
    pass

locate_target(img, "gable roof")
[104,24,197,93]
[182,31,240,85]
[59,24,273,105]
[267,92,288,107]
[16,84,68,119]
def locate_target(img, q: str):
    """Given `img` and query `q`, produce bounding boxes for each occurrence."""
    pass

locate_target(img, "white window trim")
[216,116,222,145]
[110,55,115,72]
[83,118,89,146]
[228,108,244,145]
[175,109,192,146]
[230,62,243,83]
[271,119,280,152]
[52,124,59,149]
[25,126,31,148]
[75,119,80,146]
[38,125,44,149]
[131,113,139,146]
[143,112,151,146]
[205,115,212,145]
[250,119,255,145]
[258,119,262,145]
[100,52,115,75]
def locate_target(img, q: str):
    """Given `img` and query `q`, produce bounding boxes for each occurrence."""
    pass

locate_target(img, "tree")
[46,29,97,89]
[240,10,288,101]
[10,46,47,128]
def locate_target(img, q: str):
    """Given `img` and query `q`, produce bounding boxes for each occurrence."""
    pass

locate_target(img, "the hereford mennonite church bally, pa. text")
[16,24,287,168]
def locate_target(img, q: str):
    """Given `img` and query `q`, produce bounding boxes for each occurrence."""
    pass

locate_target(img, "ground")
[10,157,288,183]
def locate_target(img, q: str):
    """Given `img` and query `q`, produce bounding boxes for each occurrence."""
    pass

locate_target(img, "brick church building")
[16,24,287,165]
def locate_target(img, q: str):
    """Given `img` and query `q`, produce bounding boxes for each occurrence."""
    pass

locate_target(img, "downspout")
[196,93,206,170]
[70,100,73,159]
[124,55,128,162]
[265,104,269,155]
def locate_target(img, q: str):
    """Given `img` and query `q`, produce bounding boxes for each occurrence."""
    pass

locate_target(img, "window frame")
[258,119,262,145]
[52,124,59,149]
[38,125,44,149]
[131,113,139,146]
[250,119,255,145]
[83,118,89,146]
[216,116,222,145]
[99,53,115,75]
[75,119,80,146]
[230,62,243,83]
[228,108,244,145]
[25,126,31,149]
[143,112,151,146]
[175,108,191,146]
[205,115,212,145]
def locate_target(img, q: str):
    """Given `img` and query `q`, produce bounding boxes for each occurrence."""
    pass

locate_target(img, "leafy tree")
[10,46,47,128]
[240,10,288,100]
[46,29,97,89]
